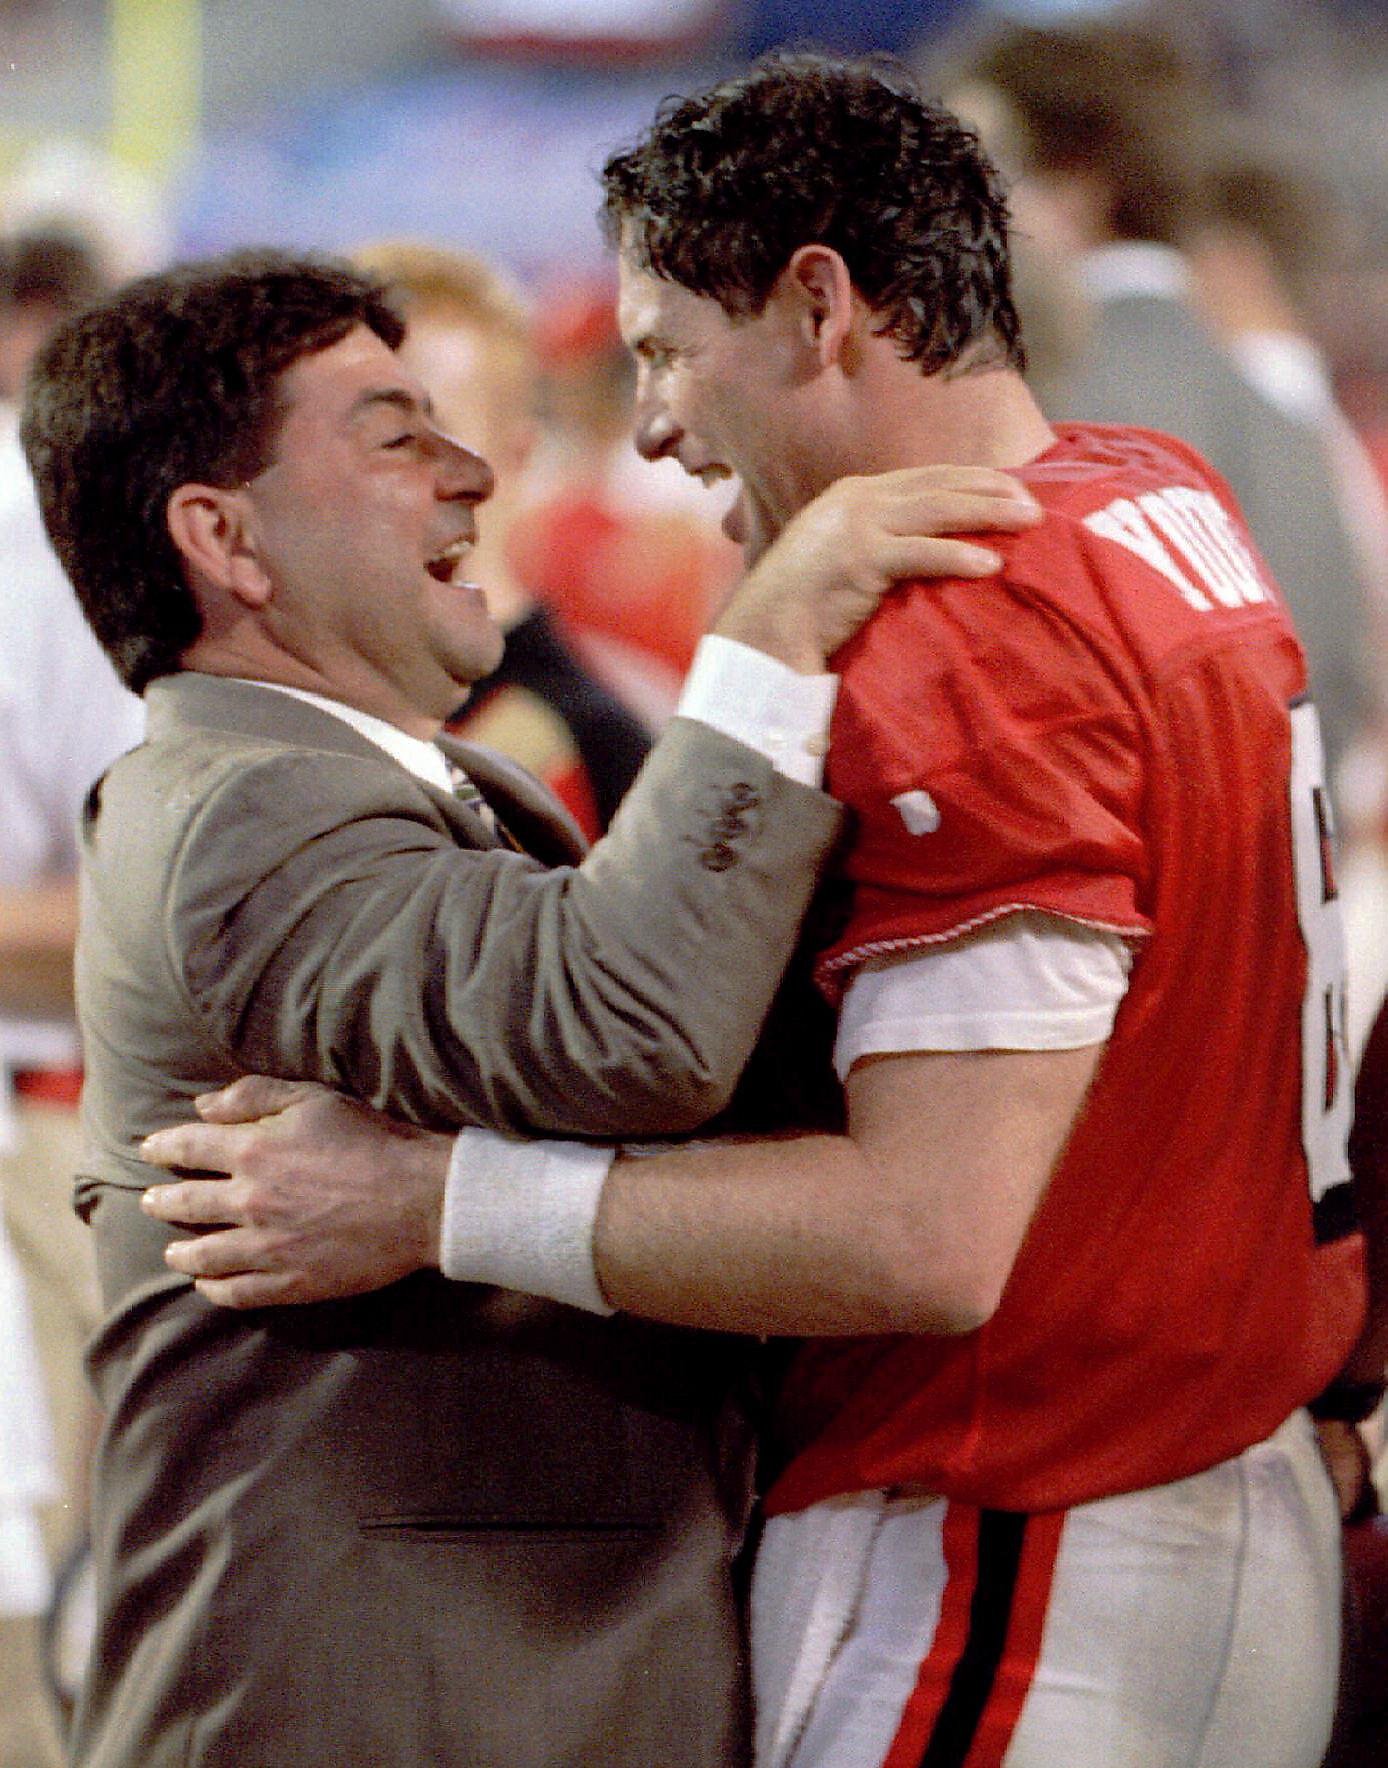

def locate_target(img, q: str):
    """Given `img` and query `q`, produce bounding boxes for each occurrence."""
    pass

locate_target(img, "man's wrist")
[440,1128,616,1314]
[708,614,823,676]
[678,635,837,788]
[400,1126,453,1273]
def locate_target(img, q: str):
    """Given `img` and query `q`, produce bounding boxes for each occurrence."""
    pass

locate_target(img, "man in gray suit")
[22,250,1039,1766]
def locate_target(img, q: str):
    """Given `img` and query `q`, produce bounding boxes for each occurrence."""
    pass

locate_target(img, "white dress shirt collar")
[232,680,454,791]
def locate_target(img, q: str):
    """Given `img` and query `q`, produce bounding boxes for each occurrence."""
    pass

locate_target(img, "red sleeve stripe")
[817,905,1150,988]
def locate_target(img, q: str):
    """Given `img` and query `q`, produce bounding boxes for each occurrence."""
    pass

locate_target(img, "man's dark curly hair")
[600,52,1024,378]
[21,248,404,693]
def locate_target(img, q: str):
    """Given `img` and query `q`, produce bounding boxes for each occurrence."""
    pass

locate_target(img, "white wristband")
[678,634,838,787]
[440,1128,616,1315]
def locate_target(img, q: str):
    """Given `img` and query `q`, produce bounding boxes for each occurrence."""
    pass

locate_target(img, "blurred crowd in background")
[7,0,1388,1762]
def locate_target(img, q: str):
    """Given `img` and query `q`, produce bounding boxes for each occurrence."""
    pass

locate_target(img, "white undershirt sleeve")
[834,910,1135,1081]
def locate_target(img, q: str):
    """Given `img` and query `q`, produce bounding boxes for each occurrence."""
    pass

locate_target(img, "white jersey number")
[1287,699,1353,1237]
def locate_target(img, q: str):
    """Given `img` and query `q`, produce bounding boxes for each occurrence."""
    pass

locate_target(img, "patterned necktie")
[443,759,519,850]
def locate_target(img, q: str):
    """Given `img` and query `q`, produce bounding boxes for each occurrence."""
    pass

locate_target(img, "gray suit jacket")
[1062,290,1373,778]
[71,673,843,1768]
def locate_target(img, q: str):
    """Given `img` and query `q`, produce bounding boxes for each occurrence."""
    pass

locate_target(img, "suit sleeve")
[165,717,842,1138]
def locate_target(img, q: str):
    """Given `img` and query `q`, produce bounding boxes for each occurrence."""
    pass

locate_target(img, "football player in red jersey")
[142,55,1378,1768]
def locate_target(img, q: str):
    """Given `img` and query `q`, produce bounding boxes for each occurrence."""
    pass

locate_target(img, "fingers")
[194,1272,313,1310]
[142,1176,245,1226]
[164,1222,322,1305]
[880,535,1005,580]
[894,489,1043,537]
[140,1121,243,1176]
[1314,1417,1376,1520]
[157,1216,359,1309]
[193,1074,326,1123]
[852,470,1041,537]
[164,1225,265,1279]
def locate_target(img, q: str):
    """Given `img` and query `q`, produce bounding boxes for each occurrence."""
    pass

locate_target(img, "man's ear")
[781,245,859,371]
[165,483,271,609]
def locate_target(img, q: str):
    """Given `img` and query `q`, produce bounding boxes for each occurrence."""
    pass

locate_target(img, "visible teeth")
[426,540,471,582]
[692,465,732,488]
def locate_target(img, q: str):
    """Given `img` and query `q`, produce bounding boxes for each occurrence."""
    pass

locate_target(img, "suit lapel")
[142,674,588,866]
[438,734,589,866]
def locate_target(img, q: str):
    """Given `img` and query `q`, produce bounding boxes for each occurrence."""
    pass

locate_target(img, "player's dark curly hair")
[600,52,1024,378]
[21,249,404,693]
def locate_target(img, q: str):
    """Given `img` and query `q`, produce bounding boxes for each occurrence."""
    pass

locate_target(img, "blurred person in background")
[951,18,1382,801]
[0,1210,56,1768]
[0,229,143,1768]
[0,233,101,405]
[1185,132,1388,1055]
[512,279,742,724]
[1187,130,1388,684]
[352,239,651,837]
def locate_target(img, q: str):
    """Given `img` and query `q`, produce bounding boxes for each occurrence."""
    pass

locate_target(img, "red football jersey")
[766,423,1365,1518]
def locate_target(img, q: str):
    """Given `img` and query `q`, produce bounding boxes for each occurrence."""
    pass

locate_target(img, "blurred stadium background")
[3,0,1388,480]
[0,2,1382,351]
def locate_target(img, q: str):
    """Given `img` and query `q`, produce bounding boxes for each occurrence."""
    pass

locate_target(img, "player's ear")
[782,245,857,371]
[166,483,272,610]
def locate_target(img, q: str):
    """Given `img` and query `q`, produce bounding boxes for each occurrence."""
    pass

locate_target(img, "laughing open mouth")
[425,538,473,584]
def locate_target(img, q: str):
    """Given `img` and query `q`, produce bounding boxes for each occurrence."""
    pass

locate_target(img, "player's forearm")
[451,1045,1096,1332]
[593,1134,996,1336]
[143,1046,1088,1319]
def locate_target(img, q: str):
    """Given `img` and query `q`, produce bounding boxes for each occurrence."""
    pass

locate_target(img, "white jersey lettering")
[1085,487,1269,613]
[1083,498,1210,610]
[1287,700,1352,1211]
